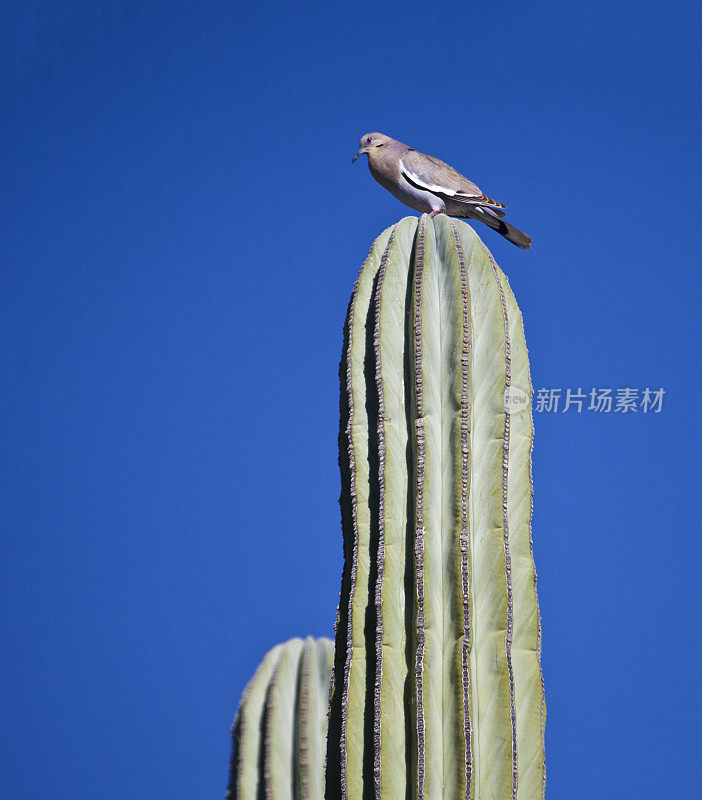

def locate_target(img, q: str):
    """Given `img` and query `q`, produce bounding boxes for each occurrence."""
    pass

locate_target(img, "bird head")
[352,132,391,163]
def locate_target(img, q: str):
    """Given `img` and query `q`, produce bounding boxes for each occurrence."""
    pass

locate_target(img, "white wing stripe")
[399,159,479,198]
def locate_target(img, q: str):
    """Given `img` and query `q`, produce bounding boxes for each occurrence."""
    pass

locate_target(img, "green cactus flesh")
[228,637,334,800]
[327,216,545,800]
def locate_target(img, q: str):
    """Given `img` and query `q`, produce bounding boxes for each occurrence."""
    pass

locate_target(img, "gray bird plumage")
[352,132,531,249]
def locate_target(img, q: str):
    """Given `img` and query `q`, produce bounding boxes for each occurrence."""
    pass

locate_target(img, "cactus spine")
[228,637,334,800]
[327,216,545,800]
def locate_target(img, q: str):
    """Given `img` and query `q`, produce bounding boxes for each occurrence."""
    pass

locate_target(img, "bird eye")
[366,137,373,144]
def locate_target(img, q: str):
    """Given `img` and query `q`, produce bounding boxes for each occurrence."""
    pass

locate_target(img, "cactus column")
[327,216,545,800]
[228,637,334,800]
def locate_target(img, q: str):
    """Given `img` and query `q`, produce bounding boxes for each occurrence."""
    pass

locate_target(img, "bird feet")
[429,210,444,218]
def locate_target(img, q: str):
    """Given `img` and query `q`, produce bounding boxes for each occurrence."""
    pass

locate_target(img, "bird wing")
[400,150,507,215]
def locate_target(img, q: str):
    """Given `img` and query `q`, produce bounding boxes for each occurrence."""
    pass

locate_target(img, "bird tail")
[473,207,532,249]
[495,219,532,249]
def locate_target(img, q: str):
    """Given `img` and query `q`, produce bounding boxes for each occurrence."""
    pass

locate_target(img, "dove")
[353,132,531,249]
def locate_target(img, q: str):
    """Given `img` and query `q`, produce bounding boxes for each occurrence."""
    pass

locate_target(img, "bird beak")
[352,148,365,163]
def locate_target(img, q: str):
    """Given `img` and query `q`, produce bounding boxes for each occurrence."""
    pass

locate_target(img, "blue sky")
[2,2,701,798]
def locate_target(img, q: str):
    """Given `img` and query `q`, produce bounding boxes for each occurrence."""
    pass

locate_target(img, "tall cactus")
[228,637,334,800]
[327,215,545,800]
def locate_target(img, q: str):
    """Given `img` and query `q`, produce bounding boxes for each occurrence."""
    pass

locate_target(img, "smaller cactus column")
[227,637,333,800]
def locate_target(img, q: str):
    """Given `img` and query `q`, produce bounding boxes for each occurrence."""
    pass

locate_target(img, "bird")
[352,132,531,249]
